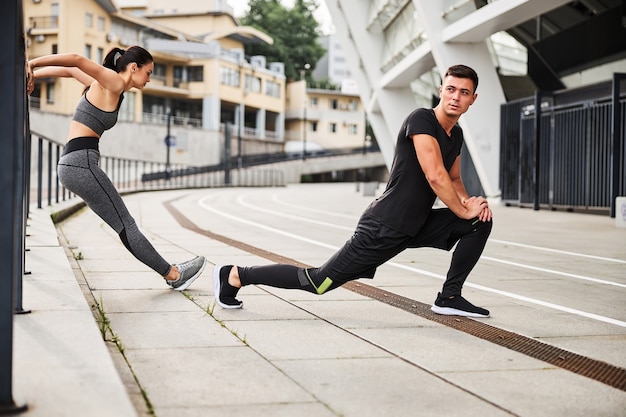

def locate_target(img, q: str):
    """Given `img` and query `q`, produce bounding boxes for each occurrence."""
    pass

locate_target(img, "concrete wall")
[28,110,222,166]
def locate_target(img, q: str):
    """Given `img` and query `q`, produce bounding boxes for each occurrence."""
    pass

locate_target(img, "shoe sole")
[431,305,490,318]
[212,265,243,309]
[173,257,206,291]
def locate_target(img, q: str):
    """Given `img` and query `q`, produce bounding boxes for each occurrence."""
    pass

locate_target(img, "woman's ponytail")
[102,46,152,73]
[103,47,125,71]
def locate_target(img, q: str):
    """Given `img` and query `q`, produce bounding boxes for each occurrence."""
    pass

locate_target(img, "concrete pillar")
[414,0,505,197]
[256,108,266,139]
[202,95,220,130]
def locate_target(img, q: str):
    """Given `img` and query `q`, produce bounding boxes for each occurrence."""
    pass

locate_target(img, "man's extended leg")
[214,215,413,307]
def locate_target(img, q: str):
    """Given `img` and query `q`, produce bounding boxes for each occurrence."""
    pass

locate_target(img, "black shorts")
[312,209,480,285]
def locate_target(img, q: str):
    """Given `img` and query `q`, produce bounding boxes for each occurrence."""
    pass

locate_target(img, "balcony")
[28,16,59,34]
[142,112,202,128]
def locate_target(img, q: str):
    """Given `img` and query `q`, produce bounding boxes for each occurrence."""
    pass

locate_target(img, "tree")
[241,0,326,81]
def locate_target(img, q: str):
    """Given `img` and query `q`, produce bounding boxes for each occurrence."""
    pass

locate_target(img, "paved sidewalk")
[12,184,626,417]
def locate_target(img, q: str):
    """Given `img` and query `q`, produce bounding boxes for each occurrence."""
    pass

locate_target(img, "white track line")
[198,194,626,328]
[489,239,626,264]
[241,194,625,287]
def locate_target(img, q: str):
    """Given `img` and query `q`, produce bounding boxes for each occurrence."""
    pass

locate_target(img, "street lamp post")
[165,107,172,180]
[300,63,310,161]
[302,101,308,161]
[363,134,371,155]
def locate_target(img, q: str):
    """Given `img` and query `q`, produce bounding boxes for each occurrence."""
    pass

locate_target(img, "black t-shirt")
[363,108,464,235]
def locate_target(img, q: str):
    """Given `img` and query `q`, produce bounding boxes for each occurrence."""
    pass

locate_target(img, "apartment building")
[24,0,286,165]
[312,34,353,87]
[285,80,365,151]
[24,0,369,167]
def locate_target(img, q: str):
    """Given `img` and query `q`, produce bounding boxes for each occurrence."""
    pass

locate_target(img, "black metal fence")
[29,129,287,216]
[500,75,626,216]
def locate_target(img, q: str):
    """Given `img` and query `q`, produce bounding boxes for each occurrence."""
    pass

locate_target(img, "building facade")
[25,0,286,165]
[285,80,365,152]
[25,0,369,166]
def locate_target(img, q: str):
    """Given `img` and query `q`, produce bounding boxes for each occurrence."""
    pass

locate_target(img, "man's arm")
[413,133,487,220]
[449,157,469,201]
[448,155,492,222]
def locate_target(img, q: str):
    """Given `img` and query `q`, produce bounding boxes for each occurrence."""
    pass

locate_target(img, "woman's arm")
[32,66,94,85]
[27,53,123,94]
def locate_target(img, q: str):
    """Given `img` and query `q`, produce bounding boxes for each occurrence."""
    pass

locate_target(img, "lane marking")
[481,256,626,288]
[167,198,626,392]
[489,239,626,264]
[197,195,626,328]
[272,191,626,264]
[238,194,626,287]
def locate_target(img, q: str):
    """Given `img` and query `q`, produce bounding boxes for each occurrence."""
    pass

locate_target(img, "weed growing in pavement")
[182,292,248,346]
[93,294,111,340]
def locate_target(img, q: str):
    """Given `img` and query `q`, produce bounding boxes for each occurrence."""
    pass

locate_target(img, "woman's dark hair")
[103,45,153,73]
[445,64,479,93]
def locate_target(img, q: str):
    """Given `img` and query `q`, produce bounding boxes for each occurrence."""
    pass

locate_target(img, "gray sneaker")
[166,256,206,291]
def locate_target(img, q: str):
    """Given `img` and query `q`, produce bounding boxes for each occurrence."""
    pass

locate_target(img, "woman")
[27,46,205,290]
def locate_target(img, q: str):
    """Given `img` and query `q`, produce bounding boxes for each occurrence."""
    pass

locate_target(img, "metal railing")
[499,74,626,216]
[29,129,288,215]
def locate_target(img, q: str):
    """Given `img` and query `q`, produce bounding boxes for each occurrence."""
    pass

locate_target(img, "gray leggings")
[57,137,171,276]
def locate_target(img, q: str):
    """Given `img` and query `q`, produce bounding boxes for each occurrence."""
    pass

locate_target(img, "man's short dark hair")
[445,65,479,92]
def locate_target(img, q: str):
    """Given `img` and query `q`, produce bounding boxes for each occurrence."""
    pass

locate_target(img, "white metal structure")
[324,0,572,198]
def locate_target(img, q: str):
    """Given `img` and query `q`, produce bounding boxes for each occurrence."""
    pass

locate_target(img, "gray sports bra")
[72,88,124,136]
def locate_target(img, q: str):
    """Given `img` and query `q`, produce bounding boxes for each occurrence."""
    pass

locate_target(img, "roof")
[112,9,203,42]
[95,0,117,14]
[202,26,273,46]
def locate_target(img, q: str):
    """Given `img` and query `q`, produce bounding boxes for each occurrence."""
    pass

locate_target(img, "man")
[213,64,493,318]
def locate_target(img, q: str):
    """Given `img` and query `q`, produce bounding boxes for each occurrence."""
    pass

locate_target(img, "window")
[50,3,59,28]
[349,124,358,134]
[97,47,103,64]
[84,44,92,60]
[51,44,58,54]
[245,74,261,93]
[153,63,166,80]
[187,66,204,82]
[220,66,240,87]
[329,122,337,133]
[46,82,55,104]
[173,66,188,87]
[311,97,318,107]
[118,91,134,122]
[85,12,93,28]
[266,80,280,98]
[330,98,338,109]
[97,16,105,31]
[311,121,318,132]
[349,99,358,111]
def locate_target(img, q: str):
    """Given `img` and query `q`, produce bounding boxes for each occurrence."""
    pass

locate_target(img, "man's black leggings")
[57,137,172,276]
[238,209,492,298]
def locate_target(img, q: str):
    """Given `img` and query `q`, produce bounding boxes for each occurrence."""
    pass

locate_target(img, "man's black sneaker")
[212,265,243,309]
[431,293,490,318]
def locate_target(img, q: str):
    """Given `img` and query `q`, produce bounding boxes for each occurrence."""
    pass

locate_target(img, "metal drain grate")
[165,200,626,392]
[344,281,626,392]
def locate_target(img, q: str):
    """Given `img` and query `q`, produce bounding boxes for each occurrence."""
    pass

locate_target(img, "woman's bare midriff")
[66,120,100,142]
